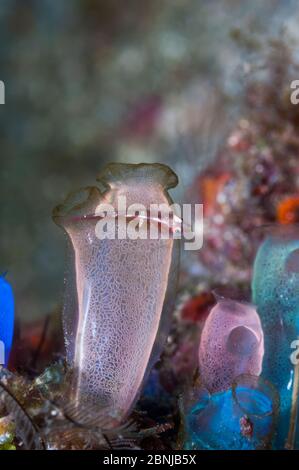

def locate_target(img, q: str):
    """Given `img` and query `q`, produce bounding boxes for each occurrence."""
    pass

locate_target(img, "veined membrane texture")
[252,231,299,447]
[54,163,179,423]
[199,299,264,393]
[68,227,173,412]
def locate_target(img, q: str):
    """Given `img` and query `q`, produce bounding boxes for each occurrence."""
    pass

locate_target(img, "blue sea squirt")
[0,273,14,368]
[184,375,279,450]
[252,225,299,448]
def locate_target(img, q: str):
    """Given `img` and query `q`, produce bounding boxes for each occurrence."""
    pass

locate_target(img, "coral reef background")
[0,0,298,325]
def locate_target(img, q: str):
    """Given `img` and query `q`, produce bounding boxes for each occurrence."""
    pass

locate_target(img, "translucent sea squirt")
[53,163,180,422]
[198,299,264,393]
[252,225,299,447]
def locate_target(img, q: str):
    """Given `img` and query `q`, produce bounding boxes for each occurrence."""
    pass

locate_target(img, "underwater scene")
[1,0,299,455]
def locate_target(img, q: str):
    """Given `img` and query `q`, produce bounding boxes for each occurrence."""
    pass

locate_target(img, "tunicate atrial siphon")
[252,225,299,448]
[53,163,180,425]
[199,299,264,393]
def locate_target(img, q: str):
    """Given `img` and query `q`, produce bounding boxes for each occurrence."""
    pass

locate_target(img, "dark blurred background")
[0,0,297,323]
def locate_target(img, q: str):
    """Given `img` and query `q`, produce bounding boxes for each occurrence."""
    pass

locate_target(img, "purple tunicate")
[199,299,264,393]
[53,163,180,424]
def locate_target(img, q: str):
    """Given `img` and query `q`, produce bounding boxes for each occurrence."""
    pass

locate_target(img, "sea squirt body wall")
[53,163,179,422]
[199,299,264,393]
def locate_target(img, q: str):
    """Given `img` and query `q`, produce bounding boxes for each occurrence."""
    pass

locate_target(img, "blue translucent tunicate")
[0,273,14,367]
[184,380,275,450]
[252,229,299,448]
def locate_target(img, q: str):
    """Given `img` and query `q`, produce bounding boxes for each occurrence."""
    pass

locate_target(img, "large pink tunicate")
[199,299,264,393]
[53,163,180,425]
